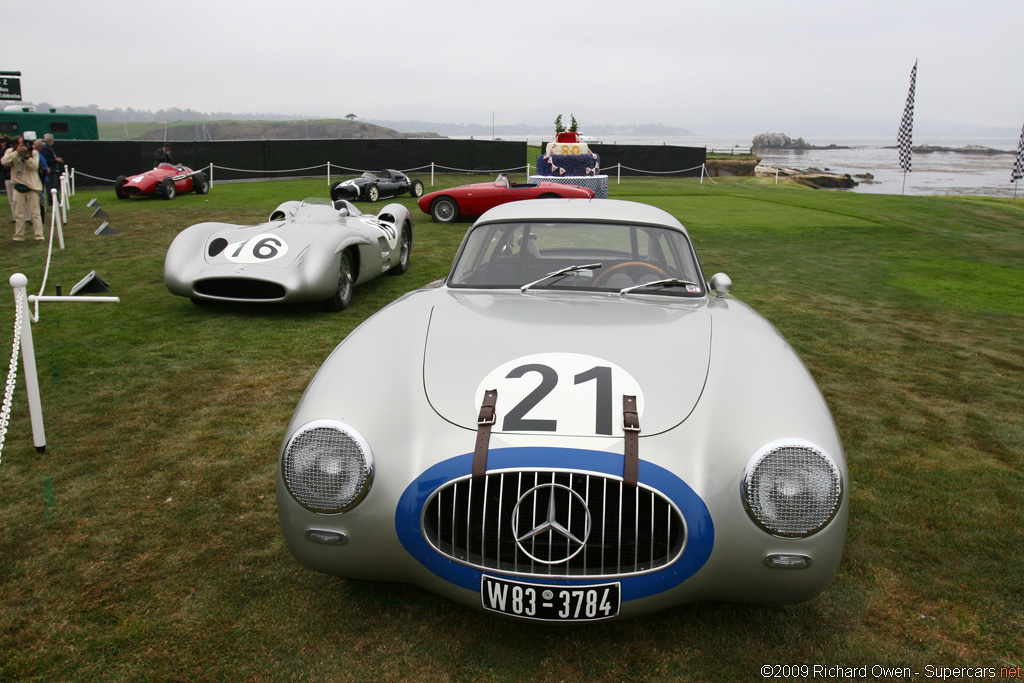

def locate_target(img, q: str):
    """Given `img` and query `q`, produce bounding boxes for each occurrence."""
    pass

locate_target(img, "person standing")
[154,142,173,165]
[32,140,50,223]
[1,136,15,222]
[41,133,63,205]
[2,137,45,242]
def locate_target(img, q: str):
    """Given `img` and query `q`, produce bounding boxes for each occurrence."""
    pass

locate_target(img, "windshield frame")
[446,218,708,297]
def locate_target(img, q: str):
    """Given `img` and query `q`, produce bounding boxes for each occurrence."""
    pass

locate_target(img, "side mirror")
[709,272,732,298]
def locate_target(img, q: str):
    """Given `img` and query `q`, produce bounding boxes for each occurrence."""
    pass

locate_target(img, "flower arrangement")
[554,114,580,143]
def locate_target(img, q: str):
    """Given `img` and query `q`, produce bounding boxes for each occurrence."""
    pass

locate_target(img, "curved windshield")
[449,221,704,296]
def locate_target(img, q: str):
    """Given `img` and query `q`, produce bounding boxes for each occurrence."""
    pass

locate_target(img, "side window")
[49,122,69,133]
[0,122,18,133]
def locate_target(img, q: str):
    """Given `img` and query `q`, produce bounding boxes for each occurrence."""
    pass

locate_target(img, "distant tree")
[345,113,357,121]
[751,132,793,149]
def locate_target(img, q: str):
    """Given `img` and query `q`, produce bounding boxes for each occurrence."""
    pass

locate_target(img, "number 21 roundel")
[475,353,644,437]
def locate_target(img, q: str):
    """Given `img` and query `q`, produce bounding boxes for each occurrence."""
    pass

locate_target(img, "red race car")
[418,175,594,223]
[115,163,210,200]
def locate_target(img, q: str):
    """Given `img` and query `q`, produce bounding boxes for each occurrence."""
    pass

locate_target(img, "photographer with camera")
[1,134,45,242]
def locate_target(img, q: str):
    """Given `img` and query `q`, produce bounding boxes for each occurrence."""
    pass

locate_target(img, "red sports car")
[115,163,210,200]
[418,175,595,223]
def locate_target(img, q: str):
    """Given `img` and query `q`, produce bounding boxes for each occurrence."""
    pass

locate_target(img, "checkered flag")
[898,61,917,174]
[1012,121,1024,183]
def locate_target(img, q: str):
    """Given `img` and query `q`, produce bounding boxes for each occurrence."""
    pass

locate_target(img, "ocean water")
[495,134,1023,198]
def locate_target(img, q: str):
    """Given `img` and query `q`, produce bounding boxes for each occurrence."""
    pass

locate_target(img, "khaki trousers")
[12,190,43,241]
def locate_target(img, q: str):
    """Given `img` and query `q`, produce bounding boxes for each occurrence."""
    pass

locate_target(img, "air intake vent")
[193,278,286,300]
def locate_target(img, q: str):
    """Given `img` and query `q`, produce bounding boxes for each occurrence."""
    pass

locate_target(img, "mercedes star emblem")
[511,483,592,565]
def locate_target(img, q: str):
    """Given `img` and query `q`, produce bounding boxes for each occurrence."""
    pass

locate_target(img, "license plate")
[481,575,620,622]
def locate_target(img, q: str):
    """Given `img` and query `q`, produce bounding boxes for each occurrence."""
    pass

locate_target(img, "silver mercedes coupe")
[277,198,847,621]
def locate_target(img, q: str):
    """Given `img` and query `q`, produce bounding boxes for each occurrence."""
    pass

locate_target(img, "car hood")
[422,291,712,437]
[202,221,340,268]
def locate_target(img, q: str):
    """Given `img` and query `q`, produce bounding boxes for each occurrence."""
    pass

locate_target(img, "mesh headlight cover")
[283,420,373,513]
[743,440,841,537]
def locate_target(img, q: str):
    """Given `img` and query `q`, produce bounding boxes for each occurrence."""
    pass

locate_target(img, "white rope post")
[9,274,45,453]
[59,173,69,224]
[431,162,435,186]
[327,161,331,188]
[617,163,621,185]
[50,189,65,250]
[71,168,76,196]
[208,163,214,188]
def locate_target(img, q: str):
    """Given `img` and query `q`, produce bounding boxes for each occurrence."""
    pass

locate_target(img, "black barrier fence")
[52,139,707,186]
[53,139,528,186]
[542,143,707,177]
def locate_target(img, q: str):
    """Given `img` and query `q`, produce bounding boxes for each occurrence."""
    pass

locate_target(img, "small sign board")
[0,73,22,101]
[70,271,111,295]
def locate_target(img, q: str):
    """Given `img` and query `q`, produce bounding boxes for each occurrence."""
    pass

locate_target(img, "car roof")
[474,198,688,234]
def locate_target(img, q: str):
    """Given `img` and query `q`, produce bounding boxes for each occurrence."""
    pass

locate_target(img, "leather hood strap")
[622,395,640,487]
[472,389,498,479]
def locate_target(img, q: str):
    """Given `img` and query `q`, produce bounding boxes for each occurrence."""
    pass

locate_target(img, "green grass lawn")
[0,175,1021,681]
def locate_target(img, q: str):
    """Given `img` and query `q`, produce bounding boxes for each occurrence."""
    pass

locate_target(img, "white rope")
[31,219,58,324]
[430,163,530,174]
[0,288,23,464]
[73,170,118,183]
[617,163,706,176]
[211,163,328,174]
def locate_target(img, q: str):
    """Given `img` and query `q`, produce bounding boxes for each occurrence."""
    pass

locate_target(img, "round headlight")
[282,420,373,513]
[742,439,842,537]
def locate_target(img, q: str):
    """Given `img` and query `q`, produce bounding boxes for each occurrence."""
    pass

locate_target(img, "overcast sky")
[7,0,1023,139]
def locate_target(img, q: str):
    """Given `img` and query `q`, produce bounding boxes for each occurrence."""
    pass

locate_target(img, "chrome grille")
[422,470,686,577]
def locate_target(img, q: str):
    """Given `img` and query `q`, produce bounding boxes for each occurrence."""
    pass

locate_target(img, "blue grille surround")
[396,447,714,601]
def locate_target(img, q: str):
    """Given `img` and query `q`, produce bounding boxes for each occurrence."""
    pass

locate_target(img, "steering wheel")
[594,261,669,287]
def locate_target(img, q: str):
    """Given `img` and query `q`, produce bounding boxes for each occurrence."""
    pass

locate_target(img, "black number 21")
[502,363,614,435]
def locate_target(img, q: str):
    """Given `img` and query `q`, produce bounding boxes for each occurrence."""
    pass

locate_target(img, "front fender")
[164,222,239,296]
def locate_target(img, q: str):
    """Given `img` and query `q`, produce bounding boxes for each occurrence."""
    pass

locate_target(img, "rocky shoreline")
[754,164,857,189]
[703,158,858,189]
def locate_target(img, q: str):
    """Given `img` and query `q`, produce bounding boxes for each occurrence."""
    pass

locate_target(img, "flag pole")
[897,60,917,196]
[1011,121,1024,202]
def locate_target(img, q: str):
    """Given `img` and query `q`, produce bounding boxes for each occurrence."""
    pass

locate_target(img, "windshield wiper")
[520,263,603,293]
[618,278,701,296]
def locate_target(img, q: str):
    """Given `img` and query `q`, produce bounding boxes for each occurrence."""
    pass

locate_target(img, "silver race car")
[164,198,413,311]
[277,198,847,621]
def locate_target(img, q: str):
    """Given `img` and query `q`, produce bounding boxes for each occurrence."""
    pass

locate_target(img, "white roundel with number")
[476,353,645,437]
[225,233,289,263]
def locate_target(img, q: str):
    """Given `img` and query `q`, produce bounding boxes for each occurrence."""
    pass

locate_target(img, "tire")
[388,224,412,276]
[159,177,176,200]
[364,184,379,202]
[409,179,424,198]
[193,172,209,195]
[430,196,460,223]
[325,250,354,312]
[114,175,128,199]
